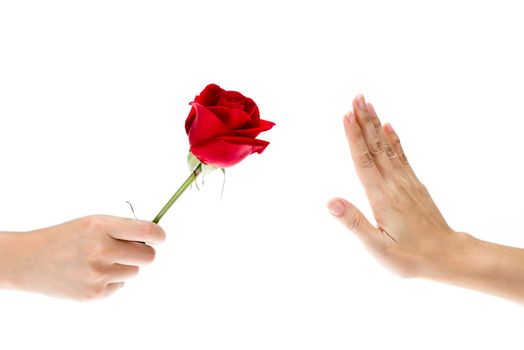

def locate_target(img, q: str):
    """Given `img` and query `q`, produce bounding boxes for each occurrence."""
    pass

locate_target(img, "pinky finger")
[105,282,125,297]
[383,123,418,179]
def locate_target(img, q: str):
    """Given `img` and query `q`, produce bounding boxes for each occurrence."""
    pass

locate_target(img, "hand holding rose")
[0,216,165,301]
[0,83,273,302]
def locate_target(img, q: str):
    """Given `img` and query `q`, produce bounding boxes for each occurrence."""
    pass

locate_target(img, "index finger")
[343,112,383,190]
[104,217,166,244]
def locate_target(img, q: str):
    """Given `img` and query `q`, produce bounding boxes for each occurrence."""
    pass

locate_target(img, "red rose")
[185,84,275,168]
[152,84,276,223]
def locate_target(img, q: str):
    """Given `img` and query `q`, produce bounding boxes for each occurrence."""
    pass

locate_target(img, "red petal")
[190,136,270,168]
[207,106,253,130]
[185,108,196,134]
[245,99,260,122]
[185,84,224,133]
[187,103,233,146]
[216,91,247,109]
[217,94,259,123]
[233,119,275,138]
[195,84,224,105]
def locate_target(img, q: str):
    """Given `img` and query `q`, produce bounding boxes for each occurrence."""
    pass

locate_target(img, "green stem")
[152,163,202,224]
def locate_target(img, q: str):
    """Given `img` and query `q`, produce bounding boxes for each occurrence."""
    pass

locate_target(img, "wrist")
[420,230,479,283]
[422,231,524,303]
[0,232,20,289]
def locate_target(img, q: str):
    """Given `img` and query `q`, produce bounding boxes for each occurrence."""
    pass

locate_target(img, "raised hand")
[328,95,524,304]
[328,95,457,278]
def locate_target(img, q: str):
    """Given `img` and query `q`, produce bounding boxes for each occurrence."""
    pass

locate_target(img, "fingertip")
[346,111,356,124]
[143,245,156,264]
[141,221,166,245]
[151,223,167,245]
[327,198,345,217]
[352,95,360,113]
[155,222,167,238]
[384,123,395,134]
[104,282,125,298]
[343,111,351,123]
[354,94,366,108]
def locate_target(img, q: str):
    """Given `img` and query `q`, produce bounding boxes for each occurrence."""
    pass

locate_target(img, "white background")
[1,0,524,349]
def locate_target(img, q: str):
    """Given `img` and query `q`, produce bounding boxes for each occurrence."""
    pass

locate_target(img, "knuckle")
[369,140,384,155]
[84,241,105,260]
[359,152,375,168]
[393,136,401,146]
[84,215,105,234]
[385,143,396,158]
[87,266,106,284]
[362,111,372,122]
[398,151,409,165]
[352,124,363,138]
[372,116,381,129]
[82,284,105,301]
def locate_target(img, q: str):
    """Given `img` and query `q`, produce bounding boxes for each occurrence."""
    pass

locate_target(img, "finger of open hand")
[366,102,407,176]
[327,198,392,252]
[352,95,394,176]
[343,112,383,190]
[383,123,418,179]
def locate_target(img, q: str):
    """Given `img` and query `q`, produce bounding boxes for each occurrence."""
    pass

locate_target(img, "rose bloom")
[185,84,275,168]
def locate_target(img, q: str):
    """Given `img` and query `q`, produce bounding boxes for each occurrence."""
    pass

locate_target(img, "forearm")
[0,231,30,290]
[436,232,524,305]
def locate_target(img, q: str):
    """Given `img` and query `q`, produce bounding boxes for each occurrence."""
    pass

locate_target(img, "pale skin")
[0,215,165,301]
[328,94,524,305]
[2,100,524,306]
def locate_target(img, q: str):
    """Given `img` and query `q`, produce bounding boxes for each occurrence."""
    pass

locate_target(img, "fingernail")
[344,112,355,126]
[367,102,375,115]
[328,199,345,216]
[357,94,366,109]
[385,123,395,133]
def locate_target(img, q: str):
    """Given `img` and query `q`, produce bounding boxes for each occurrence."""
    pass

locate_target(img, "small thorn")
[220,169,226,200]
[125,201,138,220]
